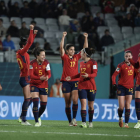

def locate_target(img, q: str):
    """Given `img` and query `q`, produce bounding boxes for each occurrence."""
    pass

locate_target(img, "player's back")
[16,50,30,77]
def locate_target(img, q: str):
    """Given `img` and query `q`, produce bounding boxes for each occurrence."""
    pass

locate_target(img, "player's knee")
[88,105,93,110]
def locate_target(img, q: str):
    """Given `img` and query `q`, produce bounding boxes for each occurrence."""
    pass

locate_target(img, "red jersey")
[30,59,51,88]
[16,30,35,77]
[72,59,98,90]
[112,62,134,89]
[61,52,81,82]
[130,57,140,85]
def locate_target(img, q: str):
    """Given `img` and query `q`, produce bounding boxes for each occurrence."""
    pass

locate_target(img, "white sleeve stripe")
[93,65,97,69]
[46,64,50,71]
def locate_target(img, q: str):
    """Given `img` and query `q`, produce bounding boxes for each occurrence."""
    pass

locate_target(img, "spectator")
[70,20,81,32]
[100,29,114,49]
[115,5,126,17]
[2,34,15,51]
[28,0,39,17]
[81,16,89,32]
[44,40,51,51]
[20,1,32,17]
[0,36,3,51]
[135,13,140,26]
[88,16,95,30]
[66,28,75,45]
[59,9,71,31]
[121,13,134,27]
[50,0,60,11]
[67,5,77,19]
[19,22,29,38]
[54,4,63,18]
[31,21,44,38]
[29,41,40,52]
[0,18,7,37]
[129,4,138,18]
[8,1,20,17]
[7,20,19,37]
[0,0,7,16]
[93,12,105,28]
[40,3,53,18]
[74,0,85,13]
[104,1,114,13]
[49,78,63,97]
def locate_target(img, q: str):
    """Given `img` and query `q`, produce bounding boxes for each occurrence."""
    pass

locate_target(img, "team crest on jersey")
[87,64,90,68]
[63,88,66,91]
[74,58,77,61]
[117,90,121,94]
[43,65,46,69]
[125,67,128,69]
[35,67,37,69]
[31,87,34,91]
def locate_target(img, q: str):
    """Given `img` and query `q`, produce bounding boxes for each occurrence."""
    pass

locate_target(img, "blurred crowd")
[0,0,140,53]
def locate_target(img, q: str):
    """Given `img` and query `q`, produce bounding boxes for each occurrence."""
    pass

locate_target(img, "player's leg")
[63,92,72,125]
[19,77,32,124]
[87,90,96,128]
[62,81,72,125]
[31,86,40,127]
[124,94,132,128]
[38,88,48,126]
[134,85,140,128]
[71,89,78,126]
[117,85,125,127]
[79,89,87,128]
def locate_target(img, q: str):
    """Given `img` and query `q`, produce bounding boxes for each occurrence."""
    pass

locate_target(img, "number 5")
[39,70,42,75]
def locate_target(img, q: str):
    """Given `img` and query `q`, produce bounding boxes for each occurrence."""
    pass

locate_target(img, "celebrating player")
[16,25,37,125]
[66,47,97,128]
[60,32,88,126]
[112,50,134,128]
[129,54,140,128]
[30,47,51,127]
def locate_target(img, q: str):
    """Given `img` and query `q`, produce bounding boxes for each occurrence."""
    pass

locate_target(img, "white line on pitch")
[0,130,140,137]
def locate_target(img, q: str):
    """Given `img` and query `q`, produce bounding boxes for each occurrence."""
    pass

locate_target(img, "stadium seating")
[34,38,45,45]
[46,18,58,26]
[123,33,133,39]
[134,27,140,34]
[48,26,59,32]
[112,32,123,43]
[105,14,115,20]
[34,18,45,25]
[22,17,33,24]
[90,6,101,14]
[44,32,55,38]
[10,17,22,24]
[0,17,9,24]
[109,26,121,33]
[122,27,133,34]
[97,26,109,34]
[77,12,85,19]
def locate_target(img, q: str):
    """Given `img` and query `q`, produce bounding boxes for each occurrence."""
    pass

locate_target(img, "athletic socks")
[33,98,39,122]
[65,107,72,123]
[72,104,78,119]
[135,98,140,120]
[88,110,94,122]
[125,109,130,123]
[21,98,31,122]
[81,110,87,122]
[38,102,47,118]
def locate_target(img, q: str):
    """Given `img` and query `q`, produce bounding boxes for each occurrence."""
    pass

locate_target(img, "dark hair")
[125,50,132,55]
[65,44,74,50]
[32,47,45,58]
[6,34,11,38]
[31,20,36,24]
[19,37,27,48]
[83,48,95,57]
[105,29,109,33]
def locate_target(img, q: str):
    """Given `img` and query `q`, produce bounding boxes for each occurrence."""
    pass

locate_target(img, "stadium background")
[0,0,140,124]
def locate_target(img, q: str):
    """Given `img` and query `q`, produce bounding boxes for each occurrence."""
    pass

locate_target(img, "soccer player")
[30,47,51,127]
[66,47,97,128]
[112,50,134,128]
[60,32,88,126]
[0,84,2,91]
[16,25,37,125]
[129,54,140,128]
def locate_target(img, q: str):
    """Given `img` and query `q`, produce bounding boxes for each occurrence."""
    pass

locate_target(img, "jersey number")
[70,62,75,67]
[81,68,86,73]
[17,58,23,70]
[39,70,42,75]
[129,88,133,93]
[75,82,78,87]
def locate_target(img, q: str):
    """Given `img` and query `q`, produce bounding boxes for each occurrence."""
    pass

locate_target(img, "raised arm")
[60,32,67,57]
[112,65,121,85]
[83,33,88,48]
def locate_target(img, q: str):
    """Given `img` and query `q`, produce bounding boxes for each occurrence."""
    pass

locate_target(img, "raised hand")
[63,32,67,37]
[30,24,34,30]
[34,30,38,34]
[83,33,88,38]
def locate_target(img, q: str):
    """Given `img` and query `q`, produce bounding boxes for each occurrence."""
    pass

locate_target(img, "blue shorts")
[78,89,96,101]
[62,81,78,93]
[135,84,140,91]
[19,76,30,88]
[117,85,133,96]
[30,86,48,95]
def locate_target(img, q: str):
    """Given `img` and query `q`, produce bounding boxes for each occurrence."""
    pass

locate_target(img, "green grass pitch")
[0,120,140,140]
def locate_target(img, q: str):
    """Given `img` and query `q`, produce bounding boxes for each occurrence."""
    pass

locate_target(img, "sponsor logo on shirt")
[116,67,120,72]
